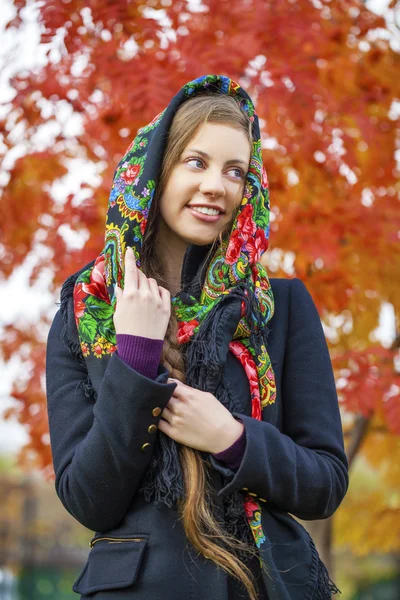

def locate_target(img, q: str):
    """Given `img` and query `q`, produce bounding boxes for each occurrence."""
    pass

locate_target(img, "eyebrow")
[186,148,249,167]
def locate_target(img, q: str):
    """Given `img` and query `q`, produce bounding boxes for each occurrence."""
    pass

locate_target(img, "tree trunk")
[304,414,370,581]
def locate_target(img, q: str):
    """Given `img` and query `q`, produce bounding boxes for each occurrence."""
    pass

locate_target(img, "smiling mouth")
[187,206,224,222]
[190,206,222,216]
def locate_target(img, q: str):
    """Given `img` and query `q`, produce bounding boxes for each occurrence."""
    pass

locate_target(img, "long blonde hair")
[141,94,264,600]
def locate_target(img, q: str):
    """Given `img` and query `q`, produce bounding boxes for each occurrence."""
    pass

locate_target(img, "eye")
[186,158,204,169]
[227,167,245,179]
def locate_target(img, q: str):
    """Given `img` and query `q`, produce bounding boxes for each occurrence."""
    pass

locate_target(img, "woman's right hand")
[113,246,171,339]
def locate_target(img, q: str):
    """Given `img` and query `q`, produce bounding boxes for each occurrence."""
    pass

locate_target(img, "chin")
[179,230,219,247]
[184,237,215,247]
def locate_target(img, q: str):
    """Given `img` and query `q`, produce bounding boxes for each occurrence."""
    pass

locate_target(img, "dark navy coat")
[46,245,348,599]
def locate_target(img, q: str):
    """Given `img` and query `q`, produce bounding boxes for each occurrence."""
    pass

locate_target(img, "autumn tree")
[1,0,399,570]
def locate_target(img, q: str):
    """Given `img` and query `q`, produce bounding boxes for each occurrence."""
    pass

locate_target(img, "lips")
[187,204,225,214]
[187,206,224,223]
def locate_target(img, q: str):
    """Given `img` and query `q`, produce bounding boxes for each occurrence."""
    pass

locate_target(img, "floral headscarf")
[73,74,276,551]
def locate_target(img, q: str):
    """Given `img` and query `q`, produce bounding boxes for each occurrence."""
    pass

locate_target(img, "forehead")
[184,122,251,164]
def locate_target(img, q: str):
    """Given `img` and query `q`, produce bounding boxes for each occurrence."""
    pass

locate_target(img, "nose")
[199,168,225,197]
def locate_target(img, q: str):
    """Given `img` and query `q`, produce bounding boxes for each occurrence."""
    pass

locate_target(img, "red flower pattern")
[82,255,110,303]
[247,229,268,264]
[229,341,261,420]
[237,204,256,241]
[261,166,269,190]
[177,320,199,344]
[244,498,259,517]
[149,111,163,126]
[93,344,103,357]
[73,282,87,322]
[121,164,140,185]
[226,229,244,265]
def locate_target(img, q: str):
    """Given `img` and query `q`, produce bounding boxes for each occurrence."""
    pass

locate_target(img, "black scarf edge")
[58,272,97,402]
[307,536,341,599]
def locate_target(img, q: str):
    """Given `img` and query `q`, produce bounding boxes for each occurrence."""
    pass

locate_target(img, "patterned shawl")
[73,75,276,552]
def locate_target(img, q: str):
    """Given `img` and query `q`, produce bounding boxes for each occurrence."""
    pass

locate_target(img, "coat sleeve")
[210,278,349,520]
[46,309,176,533]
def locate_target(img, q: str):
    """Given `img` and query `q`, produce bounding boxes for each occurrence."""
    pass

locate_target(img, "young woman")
[46,75,349,600]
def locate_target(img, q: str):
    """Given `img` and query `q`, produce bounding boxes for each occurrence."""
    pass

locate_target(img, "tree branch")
[347,415,370,469]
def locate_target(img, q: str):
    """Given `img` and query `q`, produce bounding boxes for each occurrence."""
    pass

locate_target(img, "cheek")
[227,187,244,216]
[159,181,177,221]
[159,193,184,225]
[159,192,169,219]
[159,170,190,218]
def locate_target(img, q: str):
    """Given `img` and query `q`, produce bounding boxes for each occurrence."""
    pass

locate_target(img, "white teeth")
[191,206,221,216]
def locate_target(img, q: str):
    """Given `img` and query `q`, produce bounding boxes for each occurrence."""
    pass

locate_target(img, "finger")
[166,396,179,411]
[124,246,139,290]
[159,286,171,311]
[147,277,161,299]
[160,406,174,424]
[167,379,185,398]
[157,417,173,438]
[136,266,150,290]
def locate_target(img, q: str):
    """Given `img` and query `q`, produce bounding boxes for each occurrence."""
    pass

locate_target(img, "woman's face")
[158,122,251,248]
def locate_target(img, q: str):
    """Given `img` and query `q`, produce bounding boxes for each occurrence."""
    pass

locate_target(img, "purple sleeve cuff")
[116,334,164,380]
[212,419,246,472]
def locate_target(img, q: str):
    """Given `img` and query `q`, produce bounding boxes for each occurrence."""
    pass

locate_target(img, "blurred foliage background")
[0,0,399,598]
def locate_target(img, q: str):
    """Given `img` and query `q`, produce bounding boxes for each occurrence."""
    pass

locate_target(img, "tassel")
[138,434,185,507]
[313,556,341,598]
[58,271,85,364]
[75,378,97,402]
[59,272,97,403]
[308,537,341,599]
[185,284,249,392]
[139,290,244,506]
[139,283,270,534]
[223,490,254,545]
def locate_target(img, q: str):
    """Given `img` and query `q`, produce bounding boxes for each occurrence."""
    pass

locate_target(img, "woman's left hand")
[158,379,244,454]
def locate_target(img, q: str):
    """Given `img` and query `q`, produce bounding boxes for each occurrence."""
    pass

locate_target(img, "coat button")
[148,424,157,434]
[259,498,267,503]
[241,487,248,491]
[152,407,161,417]
[141,443,151,452]
[248,492,257,497]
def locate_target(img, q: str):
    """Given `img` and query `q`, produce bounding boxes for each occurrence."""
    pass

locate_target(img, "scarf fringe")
[139,291,241,506]
[140,283,267,553]
[314,556,341,599]
[138,435,184,508]
[139,287,248,506]
[307,537,341,599]
[59,272,97,402]
[58,271,84,364]
[223,488,255,549]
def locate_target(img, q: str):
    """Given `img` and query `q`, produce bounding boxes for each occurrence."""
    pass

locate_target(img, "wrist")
[211,417,244,454]
[116,334,163,379]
